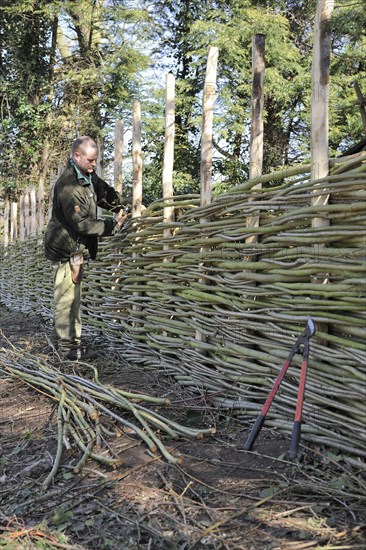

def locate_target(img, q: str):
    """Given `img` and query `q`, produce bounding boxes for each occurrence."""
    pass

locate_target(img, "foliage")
[328,0,366,152]
[0,0,151,196]
[144,0,365,193]
[0,0,53,188]
[0,0,365,204]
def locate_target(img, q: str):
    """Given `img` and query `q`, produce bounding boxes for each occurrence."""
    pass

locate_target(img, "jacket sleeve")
[59,181,117,237]
[93,173,126,212]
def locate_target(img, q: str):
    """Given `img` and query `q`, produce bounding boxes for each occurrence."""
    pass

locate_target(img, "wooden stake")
[19,194,25,241]
[47,170,58,222]
[114,119,124,194]
[311,0,334,224]
[311,0,334,341]
[96,137,104,179]
[163,73,176,243]
[249,34,265,181]
[30,186,37,237]
[10,202,17,242]
[0,202,3,243]
[246,34,265,245]
[200,46,219,209]
[38,180,45,234]
[3,199,9,245]
[131,101,143,326]
[197,47,219,345]
[24,190,30,239]
[132,101,143,218]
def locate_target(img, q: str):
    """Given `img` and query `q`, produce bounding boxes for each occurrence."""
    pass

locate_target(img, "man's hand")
[115,209,128,227]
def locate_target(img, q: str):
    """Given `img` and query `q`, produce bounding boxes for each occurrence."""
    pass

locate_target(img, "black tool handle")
[288,420,301,460]
[244,415,265,451]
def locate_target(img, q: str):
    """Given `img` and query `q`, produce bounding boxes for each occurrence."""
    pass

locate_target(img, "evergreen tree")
[329,0,366,152]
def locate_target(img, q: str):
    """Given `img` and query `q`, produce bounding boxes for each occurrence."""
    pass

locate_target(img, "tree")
[328,0,366,152]
[1,0,364,208]
[0,0,54,192]
[147,0,312,187]
[125,0,366,206]
[0,0,151,198]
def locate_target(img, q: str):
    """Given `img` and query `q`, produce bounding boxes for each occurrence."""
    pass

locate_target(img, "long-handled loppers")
[244,318,315,459]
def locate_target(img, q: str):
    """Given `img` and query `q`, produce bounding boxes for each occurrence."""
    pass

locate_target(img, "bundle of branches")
[0,346,215,489]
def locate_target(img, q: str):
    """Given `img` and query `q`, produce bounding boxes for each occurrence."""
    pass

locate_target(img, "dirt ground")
[0,305,365,550]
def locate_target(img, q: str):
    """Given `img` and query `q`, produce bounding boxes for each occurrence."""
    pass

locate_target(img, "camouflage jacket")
[44,160,124,261]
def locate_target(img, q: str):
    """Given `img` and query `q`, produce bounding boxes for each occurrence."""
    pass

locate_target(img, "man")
[44,136,127,360]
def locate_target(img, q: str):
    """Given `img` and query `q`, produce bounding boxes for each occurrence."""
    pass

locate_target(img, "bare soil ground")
[1,304,365,549]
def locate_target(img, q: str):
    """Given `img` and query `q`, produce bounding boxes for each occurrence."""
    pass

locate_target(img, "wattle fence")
[1,153,365,463]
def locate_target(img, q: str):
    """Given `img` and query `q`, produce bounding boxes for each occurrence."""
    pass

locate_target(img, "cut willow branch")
[0,347,215,477]
[42,386,65,490]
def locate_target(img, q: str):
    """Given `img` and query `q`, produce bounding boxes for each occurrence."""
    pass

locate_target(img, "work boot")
[64,347,98,361]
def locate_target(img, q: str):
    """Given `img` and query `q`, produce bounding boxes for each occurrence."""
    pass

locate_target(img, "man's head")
[72,136,98,174]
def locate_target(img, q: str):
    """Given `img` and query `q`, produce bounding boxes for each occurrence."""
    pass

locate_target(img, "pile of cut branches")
[0,345,215,489]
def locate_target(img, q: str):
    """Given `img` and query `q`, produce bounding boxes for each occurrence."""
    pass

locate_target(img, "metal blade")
[305,318,315,338]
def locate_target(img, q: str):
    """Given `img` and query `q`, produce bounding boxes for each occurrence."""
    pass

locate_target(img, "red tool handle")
[244,359,292,451]
[288,357,308,460]
[262,359,291,416]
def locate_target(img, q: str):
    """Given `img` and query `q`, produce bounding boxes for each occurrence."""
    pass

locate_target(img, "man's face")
[74,145,98,174]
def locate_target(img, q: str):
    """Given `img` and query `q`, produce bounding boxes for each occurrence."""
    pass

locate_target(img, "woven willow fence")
[1,153,365,462]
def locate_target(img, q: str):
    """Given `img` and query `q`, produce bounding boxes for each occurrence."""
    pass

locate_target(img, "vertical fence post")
[311,0,333,218]
[114,119,124,194]
[30,185,37,237]
[24,190,30,239]
[132,101,142,218]
[246,34,265,246]
[163,73,175,245]
[10,202,17,242]
[0,201,3,243]
[96,139,104,218]
[161,73,176,337]
[131,101,143,326]
[249,34,265,181]
[48,170,58,222]
[3,199,9,245]
[96,137,104,179]
[311,0,334,341]
[197,46,219,345]
[38,181,45,234]
[200,46,219,210]
[19,193,25,241]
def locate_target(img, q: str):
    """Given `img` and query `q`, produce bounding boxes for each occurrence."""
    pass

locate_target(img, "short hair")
[72,136,98,155]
